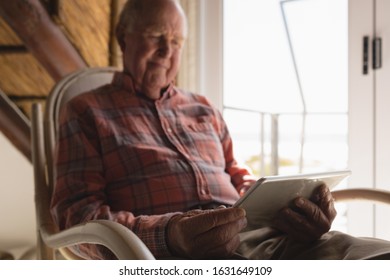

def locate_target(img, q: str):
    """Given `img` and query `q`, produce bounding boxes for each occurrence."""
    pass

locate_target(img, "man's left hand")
[273,184,337,243]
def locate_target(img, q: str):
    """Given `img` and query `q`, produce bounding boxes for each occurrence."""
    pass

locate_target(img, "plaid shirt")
[51,71,256,259]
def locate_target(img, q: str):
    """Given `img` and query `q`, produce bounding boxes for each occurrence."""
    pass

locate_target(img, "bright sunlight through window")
[223,0,348,231]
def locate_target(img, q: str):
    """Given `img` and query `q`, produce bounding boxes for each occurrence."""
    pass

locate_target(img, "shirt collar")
[111,71,175,100]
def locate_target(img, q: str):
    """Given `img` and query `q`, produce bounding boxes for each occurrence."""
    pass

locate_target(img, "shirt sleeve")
[201,96,257,194]
[50,97,178,259]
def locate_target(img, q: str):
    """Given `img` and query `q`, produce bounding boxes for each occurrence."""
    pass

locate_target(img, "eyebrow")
[142,28,186,39]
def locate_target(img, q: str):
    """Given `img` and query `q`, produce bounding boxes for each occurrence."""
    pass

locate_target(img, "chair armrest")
[41,220,155,260]
[332,188,390,205]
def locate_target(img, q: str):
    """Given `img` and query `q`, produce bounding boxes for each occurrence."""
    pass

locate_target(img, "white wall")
[0,132,36,253]
[198,0,223,111]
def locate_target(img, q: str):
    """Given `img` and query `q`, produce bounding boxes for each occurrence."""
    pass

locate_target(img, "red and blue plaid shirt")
[51,71,256,259]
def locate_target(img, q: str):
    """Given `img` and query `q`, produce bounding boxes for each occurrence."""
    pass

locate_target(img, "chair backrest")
[31,67,118,259]
[44,67,118,193]
[33,67,155,260]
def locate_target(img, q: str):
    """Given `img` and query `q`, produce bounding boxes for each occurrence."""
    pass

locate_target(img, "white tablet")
[234,170,351,231]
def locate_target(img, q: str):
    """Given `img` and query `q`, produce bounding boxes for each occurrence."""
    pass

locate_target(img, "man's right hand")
[166,207,247,259]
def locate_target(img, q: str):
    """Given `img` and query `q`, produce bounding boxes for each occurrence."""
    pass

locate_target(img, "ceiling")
[0,0,123,117]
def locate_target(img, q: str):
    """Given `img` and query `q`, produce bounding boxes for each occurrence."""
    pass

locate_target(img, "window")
[223,0,348,231]
[223,0,348,176]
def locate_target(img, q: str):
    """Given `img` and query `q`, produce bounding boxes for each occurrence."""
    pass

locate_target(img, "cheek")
[167,52,182,77]
[125,49,152,77]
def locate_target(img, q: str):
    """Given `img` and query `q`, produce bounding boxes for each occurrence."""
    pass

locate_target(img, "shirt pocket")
[186,121,211,132]
[180,119,225,166]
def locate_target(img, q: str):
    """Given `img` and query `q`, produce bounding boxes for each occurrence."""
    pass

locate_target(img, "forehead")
[133,2,187,36]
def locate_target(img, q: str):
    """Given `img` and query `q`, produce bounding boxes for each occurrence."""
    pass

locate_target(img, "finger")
[310,184,329,203]
[292,197,331,232]
[315,186,337,222]
[194,217,247,248]
[184,215,246,259]
[184,207,246,233]
[202,234,241,259]
[196,219,244,259]
[182,209,206,217]
[274,218,319,243]
[274,208,323,242]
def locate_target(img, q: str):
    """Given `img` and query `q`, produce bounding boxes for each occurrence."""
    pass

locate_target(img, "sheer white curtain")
[177,0,200,94]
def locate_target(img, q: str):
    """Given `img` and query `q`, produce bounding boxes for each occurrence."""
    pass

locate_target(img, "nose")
[158,38,173,58]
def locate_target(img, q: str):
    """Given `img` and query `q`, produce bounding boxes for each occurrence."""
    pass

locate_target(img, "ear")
[116,24,126,52]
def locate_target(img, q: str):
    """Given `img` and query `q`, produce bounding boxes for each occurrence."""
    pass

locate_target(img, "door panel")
[375,0,390,239]
[348,0,375,237]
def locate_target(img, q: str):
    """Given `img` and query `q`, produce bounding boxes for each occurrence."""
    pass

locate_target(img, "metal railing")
[224,105,348,176]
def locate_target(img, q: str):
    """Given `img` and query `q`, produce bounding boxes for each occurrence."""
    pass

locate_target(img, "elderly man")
[51,0,390,259]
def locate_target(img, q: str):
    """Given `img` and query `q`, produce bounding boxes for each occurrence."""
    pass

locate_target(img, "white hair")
[117,0,182,32]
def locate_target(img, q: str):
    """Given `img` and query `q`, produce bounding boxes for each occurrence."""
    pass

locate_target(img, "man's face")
[122,1,187,99]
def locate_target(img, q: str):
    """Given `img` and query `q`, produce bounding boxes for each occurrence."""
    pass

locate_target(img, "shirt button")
[167,128,172,133]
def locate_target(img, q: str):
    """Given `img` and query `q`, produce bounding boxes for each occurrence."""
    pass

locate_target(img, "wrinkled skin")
[117,0,187,100]
[167,185,336,258]
[273,184,337,243]
[167,207,247,259]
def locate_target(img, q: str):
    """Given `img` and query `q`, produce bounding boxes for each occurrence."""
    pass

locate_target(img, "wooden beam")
[0,45,28,54]
[0,0,87,81]
[109,0,124,68]
[0,89,31,161]
[0,0,88,162]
